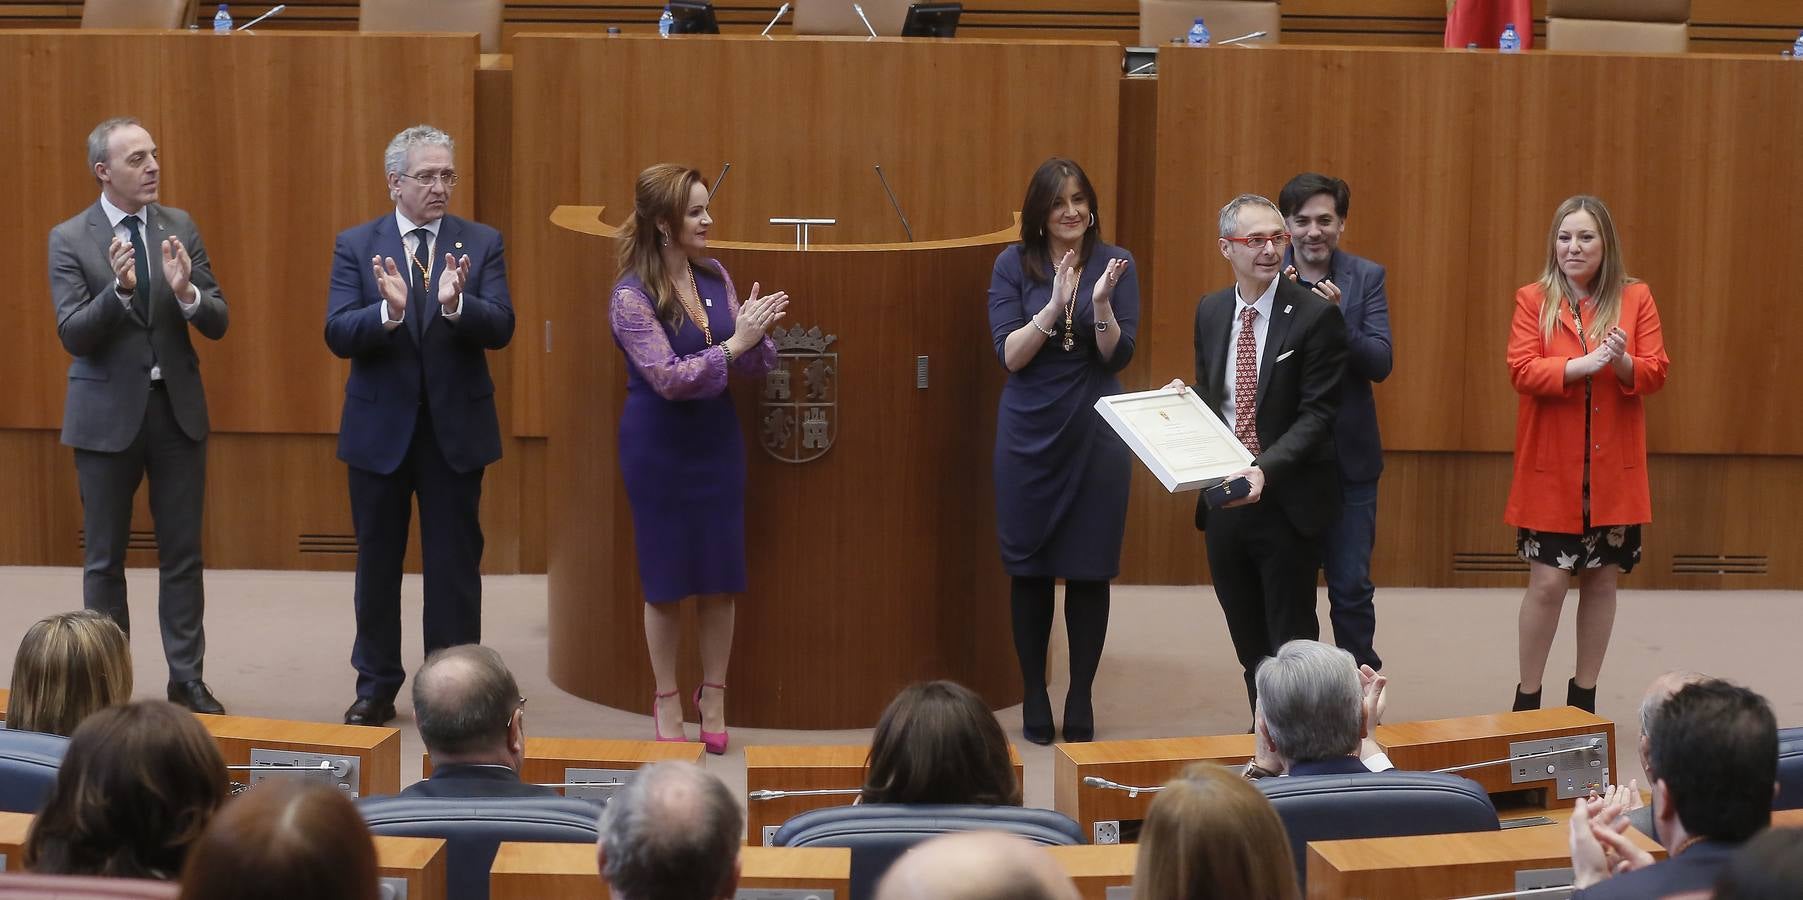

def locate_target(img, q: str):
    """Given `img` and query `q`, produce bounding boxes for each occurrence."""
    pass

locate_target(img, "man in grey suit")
[48,117,229,714]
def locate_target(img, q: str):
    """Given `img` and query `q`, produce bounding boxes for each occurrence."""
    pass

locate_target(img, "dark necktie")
[1234,305,1262,455]
[408,228,432,342]
[122,214,151,322]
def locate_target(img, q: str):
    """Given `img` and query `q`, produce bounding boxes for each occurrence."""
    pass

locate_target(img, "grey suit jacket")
[49,201,228,452]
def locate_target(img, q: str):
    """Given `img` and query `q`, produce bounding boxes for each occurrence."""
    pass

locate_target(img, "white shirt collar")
[1234,276,1279,319]
[99,193,147,229]
[394,209,442,239]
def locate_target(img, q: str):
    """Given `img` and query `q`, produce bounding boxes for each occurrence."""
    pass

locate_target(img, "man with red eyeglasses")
[1167,193,1348,715]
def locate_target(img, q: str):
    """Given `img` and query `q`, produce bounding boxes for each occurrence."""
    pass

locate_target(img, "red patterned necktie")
[1234,305,1262,455]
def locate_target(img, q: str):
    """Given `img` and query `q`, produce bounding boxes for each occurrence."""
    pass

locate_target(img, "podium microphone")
[874,165,914,242]
[852,3,878,36]
[235,4,286,30]
[1432,738,1603,775]
[1082,775,1165,798]
[748,787,864,801]
[761,3,791,36]
[708,163,731,203]
[1218,30,1267,46]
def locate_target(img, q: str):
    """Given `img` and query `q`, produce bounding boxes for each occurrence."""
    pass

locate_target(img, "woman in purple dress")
[988,158,1138,744]
[608,164,788,754]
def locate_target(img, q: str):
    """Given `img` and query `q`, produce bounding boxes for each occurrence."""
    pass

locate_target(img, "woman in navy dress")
[609,164,788,754]
[988,158,1138,743]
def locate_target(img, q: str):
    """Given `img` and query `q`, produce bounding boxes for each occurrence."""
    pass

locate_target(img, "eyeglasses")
[1224,232,1292,251]
[399,170,459,187]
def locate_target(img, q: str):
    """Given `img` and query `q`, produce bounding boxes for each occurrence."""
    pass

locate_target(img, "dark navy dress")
[987,243,1140,579]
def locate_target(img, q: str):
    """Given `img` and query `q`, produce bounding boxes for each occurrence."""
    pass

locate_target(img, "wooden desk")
[1376,709,1615,810]
[199,714,402,797]
[1048,844,1137,899]
[374,835,448,900]
[489,841,850,900]
[0,812,28,872]
[745,744,1025,845]
[1306,821,1664,900]
[1053,734,1256,844]
[425,736,704,797]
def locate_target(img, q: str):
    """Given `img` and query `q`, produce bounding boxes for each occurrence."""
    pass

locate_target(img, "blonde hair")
[6,610,133,737]
[1536,195,1635,346]
[1133,764,1298,900]
[617,163,720,333]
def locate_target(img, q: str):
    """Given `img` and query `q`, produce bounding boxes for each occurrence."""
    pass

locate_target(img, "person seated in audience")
[597,761,741,900]
[1240,640,1390,780]
[875,832,1080,900]
[5,609,133,736]
[861,680,1021,805]
[399,644,556,798]
[1713,827,1803,900]
[1569,680,1777,898]
[178,778,379,900]
[1133,762,1297,900]
[1625,669,1712,842]
[23,700,228,880]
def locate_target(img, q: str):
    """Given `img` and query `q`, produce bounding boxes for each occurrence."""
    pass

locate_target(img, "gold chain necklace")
[410,235,432,294]
[1062,265,1084,352]
[680,265,712,346]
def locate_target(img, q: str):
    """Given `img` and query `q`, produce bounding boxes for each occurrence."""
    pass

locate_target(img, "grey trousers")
[73,386,207,682]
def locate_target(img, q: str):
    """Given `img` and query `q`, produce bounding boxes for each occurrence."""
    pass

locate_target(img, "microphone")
[1445,887,1575,900]
[537,781,628,789]
[761,2,791,36]
[707,163,731,203]
[874,165,914,242]
[1082,775,1165,798]
[1432,738,1603,775]
[1217,30,1267,46]
[235,4,286,31]
[227,760,344,777]
[852,3,878,37]
[748,787,864,801]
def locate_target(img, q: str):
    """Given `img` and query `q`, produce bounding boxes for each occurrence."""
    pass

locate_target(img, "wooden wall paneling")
[0,430,83,566]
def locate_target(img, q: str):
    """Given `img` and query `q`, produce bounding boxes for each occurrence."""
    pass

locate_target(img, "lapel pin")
[1283,304,1292,314]
[454,241,463,249]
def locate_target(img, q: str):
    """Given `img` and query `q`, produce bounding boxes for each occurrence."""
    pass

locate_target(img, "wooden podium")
[489,842,850,899]
[1306,824,1664,900]
[374,835,448,900]
[198,714,403,798]
[1053,735,1256,844]
[0,811,26,871]
[1375,709,1616,812]
[744,743,1025,845]
[544,206,1019,729]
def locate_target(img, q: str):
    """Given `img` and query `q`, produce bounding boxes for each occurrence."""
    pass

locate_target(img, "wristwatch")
[1095,318,1114,332]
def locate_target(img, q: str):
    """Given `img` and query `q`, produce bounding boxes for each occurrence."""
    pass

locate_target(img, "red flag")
[1444,0,1533,49]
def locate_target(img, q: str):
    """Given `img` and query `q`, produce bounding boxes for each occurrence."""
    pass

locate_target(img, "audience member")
[1714,827,1803,900]
[1570,680,1777,898]
[400,644,555,798]
[23,700,228,879]
[178,778,379,900]
[1241,640,1390,780]
[861,680,1021,806]
[597,761,741,900]
[875,831,1079,900]
[5,609,133,736]
[1624,669,1712,841]
[1133,763,1297,900]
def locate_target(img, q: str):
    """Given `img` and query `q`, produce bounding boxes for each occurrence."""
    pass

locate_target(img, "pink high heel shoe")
[693,682,729,755]
[653,689,689,743]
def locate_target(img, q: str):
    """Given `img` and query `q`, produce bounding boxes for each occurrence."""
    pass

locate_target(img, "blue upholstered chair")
[1257,771,1501,889]
[356,795,600,900]
[0,728,69,814]
[771,804,1085,899]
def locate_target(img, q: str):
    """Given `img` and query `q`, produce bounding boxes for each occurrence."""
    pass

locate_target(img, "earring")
[1089,212,1097,228]
[658,232,668,247]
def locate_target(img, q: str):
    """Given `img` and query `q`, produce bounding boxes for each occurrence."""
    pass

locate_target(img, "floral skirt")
[1517,525,1642,574]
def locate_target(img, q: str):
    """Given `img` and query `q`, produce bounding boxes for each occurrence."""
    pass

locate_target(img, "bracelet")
[721,343,734,366]
[1030,319,1056,337]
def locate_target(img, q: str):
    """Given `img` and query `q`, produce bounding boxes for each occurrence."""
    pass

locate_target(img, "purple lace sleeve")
[719,264,779,376]
[610,286,728,401]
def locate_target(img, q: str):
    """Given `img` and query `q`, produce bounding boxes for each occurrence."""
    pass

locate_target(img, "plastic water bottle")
[212,3,231,33]
[1792,30,1803,58]
[658,6,674,36]
[1498,22,1520,53]
[1186,17,1210,47]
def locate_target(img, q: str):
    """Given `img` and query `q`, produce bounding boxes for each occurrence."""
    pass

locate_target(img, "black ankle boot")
[1567,678,1597,714]
[1021,689,1054,745]
[1513,684,1542,712]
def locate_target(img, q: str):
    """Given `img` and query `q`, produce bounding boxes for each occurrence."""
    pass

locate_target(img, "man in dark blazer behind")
[1279,173,1393,672]
[1178,193,1347,713]
[48,117,229,714]
[399,646,557,799]
[325,125,514,726]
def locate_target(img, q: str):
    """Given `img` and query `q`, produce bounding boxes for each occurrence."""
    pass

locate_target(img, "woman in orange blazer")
[1504,195,1669,714]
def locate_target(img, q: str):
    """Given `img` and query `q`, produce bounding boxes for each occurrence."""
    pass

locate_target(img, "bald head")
[412,645,520,763]
[1641,671,1710,736]
[598,762,742,900]
[875,833,1079,900]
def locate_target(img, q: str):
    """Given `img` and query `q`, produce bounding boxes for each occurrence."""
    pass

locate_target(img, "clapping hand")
[1048,249,1078,312]
[371,256,409,322]
[1091,257,1129,307]
[439,253,471,309]
[1282,265,1342,304]
[735,282,790,342]
[1359,664,1389,728]
[161,237,193,299]
[109,237,138,292]
[1569,784,1654,888]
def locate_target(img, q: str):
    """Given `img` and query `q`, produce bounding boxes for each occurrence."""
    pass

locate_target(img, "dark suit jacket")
[1284,247,1392,483]
[49,201,229,452]
[324,213,514,475]
[397,764,560,799]
[1286,756,1373,777]
[1576,839,1738,899]
[1192,277,1348,535]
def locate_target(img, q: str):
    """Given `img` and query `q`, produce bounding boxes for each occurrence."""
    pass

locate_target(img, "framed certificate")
[1094,387,1254,493]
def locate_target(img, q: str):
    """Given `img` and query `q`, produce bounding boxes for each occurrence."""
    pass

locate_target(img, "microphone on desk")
[708,163,731,203]
[1432,738,1604,775]
[852,3,878,37]
[874,165,914,242]
[1082,775,1165,798]
[1217,30,1267,46]
[235,4,286,31]
[748,787,865,801]
[762,3,791,36]
[227,760,344,777]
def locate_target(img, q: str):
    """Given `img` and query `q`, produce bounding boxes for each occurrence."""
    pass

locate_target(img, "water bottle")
[1498,22,1520,53]
[1792,30,1803,58]
[212,3,231,33]
[658,6,674,36]
[1185,17,1210,48]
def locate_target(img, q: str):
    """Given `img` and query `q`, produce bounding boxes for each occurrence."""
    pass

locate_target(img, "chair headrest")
[772,803,1085,846]
[357,795,600,835]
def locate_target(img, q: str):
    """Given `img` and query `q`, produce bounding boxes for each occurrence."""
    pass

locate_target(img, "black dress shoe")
[1021,689,1055,746]
[168,680,226,715]
[344,697,396,726]
[1061,692,1095,743]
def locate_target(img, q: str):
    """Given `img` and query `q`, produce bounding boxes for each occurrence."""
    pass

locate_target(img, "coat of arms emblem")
[760,325,837,463]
